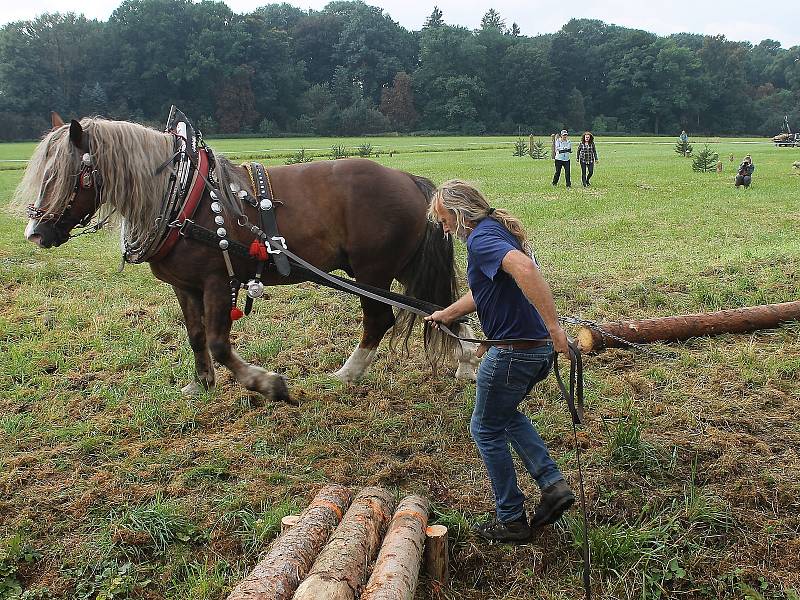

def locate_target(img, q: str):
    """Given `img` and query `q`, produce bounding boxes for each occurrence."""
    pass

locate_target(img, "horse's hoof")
[455,363,478,381]
[181,381,209,397]
[265,372,296,406]
[331,368,359,384]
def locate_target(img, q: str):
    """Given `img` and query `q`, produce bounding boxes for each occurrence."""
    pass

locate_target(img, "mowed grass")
[1,135,799,600]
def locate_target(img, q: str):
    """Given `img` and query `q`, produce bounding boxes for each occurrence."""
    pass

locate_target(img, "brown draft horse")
[16,113,479,404]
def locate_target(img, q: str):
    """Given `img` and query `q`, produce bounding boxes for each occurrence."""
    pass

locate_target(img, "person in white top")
[552,130,572,187]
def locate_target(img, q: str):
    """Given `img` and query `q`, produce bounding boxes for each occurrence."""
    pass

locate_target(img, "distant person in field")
[552,130,572,187]
[679,130,688,144]
[735,155,755,188]
[425,180,575,543]
[577,131,599,187]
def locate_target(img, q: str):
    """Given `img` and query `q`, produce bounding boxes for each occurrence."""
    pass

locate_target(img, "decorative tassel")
[249,239,268,261]
[230,307,244,321]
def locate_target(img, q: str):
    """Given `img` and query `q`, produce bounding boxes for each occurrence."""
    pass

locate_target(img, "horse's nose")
[27,233,45,247]
[26,222,59,248]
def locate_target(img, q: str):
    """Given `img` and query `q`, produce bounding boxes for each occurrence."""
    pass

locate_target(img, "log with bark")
[361,495,430,600]
[292,486,396,600]
[226,484,352,600]
[576,300,800,353]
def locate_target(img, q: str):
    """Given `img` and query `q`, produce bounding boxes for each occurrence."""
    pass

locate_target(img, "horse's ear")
[51,111,64,129]
[69,119,88,151]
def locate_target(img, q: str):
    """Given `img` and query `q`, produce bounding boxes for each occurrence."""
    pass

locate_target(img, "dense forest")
[0,0,798,140]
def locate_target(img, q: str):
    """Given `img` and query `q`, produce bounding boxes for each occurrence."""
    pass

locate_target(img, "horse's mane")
[14,117,174,245]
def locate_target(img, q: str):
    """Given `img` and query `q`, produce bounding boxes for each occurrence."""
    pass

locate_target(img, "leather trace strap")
[249,163,291,277]
[554,341,592,600]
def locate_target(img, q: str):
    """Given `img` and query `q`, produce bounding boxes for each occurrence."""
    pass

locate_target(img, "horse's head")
[22,113,104,248]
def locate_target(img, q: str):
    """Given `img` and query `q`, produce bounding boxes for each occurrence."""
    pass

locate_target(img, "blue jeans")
[470,344,564,521]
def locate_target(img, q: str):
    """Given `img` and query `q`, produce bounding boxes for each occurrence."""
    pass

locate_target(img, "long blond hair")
[428,179,531,255]
[14,118,174,245]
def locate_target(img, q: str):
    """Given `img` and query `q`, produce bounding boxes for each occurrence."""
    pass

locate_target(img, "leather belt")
[486,340,549,350]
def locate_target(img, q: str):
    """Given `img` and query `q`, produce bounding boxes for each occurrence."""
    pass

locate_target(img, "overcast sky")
[2,0,798,48]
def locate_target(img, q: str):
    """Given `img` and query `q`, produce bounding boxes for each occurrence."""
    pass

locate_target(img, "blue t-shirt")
[466,218,549,341]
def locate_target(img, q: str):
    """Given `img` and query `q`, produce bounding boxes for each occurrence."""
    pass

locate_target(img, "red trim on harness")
[150,148,209,262]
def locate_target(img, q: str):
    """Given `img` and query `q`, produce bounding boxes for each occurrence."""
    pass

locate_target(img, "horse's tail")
[392,174,461,369]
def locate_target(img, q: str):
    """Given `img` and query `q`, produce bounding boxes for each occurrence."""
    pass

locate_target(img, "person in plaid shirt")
[577,131,599,187]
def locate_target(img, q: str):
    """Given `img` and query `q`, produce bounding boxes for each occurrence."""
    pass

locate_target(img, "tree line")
[0,0,798,141]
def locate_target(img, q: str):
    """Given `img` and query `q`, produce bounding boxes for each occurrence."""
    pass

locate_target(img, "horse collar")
[144,146,210,263]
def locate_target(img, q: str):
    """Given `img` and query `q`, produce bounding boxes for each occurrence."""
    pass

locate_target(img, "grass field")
[1,134,799,600]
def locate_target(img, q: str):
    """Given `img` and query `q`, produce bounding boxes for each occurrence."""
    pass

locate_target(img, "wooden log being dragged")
[293,487,396,600]
[577,300,800,353]
[361,495,430,600]
[226,484,352,600]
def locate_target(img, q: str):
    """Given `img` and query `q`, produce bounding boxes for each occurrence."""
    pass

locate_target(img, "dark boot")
[530,480,575,528]
[472,513,530,543]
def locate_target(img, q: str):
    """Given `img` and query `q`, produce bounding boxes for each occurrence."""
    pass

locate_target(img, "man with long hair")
[425,180,575,542]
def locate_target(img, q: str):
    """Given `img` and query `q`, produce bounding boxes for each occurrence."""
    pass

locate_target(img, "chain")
[559,315,680,361]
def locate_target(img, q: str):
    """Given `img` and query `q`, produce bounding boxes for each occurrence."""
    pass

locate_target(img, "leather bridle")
[26,152,111,240]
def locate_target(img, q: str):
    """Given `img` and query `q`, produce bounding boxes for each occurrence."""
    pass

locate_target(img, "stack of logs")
[227,485,448,600]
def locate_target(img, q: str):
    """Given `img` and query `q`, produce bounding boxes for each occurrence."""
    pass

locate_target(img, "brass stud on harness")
[214,215,224,226]
[218,239,229,250]
[211,201,221,213]
[260,199,272,210]
[216,227,227,237]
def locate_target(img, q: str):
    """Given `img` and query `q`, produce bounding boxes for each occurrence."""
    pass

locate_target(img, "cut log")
[424,525,449,588]
[292,487,396,600]
[576,300,800,353]
[361,495,430,600]
[226,484,352,600]
[281,515,299,534]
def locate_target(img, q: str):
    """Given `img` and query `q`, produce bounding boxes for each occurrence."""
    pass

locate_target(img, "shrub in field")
[285,149,313,164]
[331,144,351,159]
[357,143,374,157]
[675,139,693,157]
[513,136,528,157]
[529,139,548,159]
[692,144,719,172]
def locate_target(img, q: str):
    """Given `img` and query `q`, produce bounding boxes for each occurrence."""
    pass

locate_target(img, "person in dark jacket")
[577,131,599,187]
[734,155,755,188]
